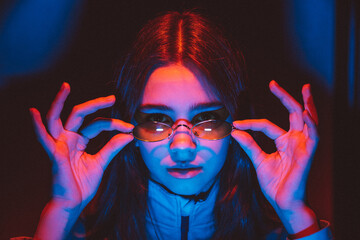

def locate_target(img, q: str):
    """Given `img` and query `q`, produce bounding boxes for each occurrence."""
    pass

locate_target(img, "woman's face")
[136,64,231,195]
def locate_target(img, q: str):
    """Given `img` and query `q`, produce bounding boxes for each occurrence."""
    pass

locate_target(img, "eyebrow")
[137,104,173,112]
[137,102,224,112]
[189,102,224,111]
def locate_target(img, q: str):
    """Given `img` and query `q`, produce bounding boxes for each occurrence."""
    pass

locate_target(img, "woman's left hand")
[231,80,319,233]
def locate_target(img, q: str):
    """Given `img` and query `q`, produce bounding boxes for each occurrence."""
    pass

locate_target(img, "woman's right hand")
[30,83,133,237]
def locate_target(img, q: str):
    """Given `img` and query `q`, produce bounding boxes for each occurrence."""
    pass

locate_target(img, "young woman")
[30,11,332,239]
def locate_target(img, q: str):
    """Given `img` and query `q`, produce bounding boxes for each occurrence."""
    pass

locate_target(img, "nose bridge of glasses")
[171,119,192,132]
[170,120,196,144]
[173,123,191,131]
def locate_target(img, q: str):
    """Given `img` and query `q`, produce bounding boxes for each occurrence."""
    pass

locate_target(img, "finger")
[46,82,70,138]
[64,95,115,132]
[231,130,267,169]
[94,134,134,170]
[303,110,319,142]
[30,108,56,155]
[233,119,286,140]
[269,80,304,131]
[302,84,319,125]
[80,118,134,139]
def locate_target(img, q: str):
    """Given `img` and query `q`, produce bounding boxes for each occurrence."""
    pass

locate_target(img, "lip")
[167,167,203,179]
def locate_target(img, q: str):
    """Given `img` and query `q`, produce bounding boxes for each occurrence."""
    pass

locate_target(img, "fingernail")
[303,84,311,97]
[29,108,36,115]
[61,82,70,91]
[269,80,277,90]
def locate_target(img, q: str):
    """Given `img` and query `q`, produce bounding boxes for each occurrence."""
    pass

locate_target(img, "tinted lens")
[192,120,232,140]
[133,122,173,142]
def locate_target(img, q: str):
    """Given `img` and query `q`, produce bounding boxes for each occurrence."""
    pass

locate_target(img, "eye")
[191,111,219,124]
[146,113,173,125]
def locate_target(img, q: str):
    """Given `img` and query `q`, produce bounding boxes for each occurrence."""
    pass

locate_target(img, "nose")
[169,121,196,162]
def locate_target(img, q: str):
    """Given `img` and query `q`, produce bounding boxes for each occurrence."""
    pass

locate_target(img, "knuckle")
[259,119,270,129]
[98,118,111,127]
[71,105,85,118]
[294,103,303,112]
[262,119,271,125]
[94,117,106,121]
[89,117,105,128]
[72,105,81,114]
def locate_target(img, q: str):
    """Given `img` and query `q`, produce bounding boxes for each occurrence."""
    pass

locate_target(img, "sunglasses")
[132,119,233,142]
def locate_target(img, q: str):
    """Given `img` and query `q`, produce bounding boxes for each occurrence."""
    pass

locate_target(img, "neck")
[149,178,217,202]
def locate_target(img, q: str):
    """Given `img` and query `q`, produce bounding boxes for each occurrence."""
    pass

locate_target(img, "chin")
[165,178,210,196]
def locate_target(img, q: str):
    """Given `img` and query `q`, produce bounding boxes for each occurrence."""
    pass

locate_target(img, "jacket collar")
[145,179,219,240]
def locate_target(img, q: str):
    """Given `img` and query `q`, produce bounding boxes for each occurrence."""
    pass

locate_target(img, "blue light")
[284,0,335,92]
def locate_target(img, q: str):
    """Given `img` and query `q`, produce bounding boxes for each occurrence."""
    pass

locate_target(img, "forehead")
[141,64,219,110]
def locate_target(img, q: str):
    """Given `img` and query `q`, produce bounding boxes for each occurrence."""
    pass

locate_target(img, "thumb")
[231,130,266,169]
[94,134,134,170]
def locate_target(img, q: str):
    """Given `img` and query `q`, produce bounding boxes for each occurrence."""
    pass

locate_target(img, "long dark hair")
[84,11,278,239]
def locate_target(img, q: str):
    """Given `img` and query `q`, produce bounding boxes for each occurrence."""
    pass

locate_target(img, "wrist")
[276,203,319,235]
[287,221,320,239]
[50,196,84,213]
[34,199,82,240]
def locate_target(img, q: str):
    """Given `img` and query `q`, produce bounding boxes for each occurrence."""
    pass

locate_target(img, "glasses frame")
[132,119,234,142]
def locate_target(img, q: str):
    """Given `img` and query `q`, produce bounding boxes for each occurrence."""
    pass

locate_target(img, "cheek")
[198,137,230,171]
[137,141,170,172]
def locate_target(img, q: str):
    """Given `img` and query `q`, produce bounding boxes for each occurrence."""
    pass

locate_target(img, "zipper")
[181,216,189,240]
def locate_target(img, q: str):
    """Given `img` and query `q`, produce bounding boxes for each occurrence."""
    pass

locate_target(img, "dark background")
[1,0,359,239]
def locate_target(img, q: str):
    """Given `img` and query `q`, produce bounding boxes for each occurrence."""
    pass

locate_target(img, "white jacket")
[145,180,333,240]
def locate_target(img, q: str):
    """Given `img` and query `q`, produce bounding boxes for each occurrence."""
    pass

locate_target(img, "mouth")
[167,167,203,179]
